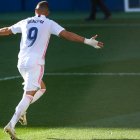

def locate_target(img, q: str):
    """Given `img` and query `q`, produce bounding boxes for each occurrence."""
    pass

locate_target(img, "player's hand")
[92,35,104,49]
[84,35,104,49]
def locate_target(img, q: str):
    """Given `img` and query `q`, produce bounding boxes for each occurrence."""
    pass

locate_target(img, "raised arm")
[0,27,13,36]
[59,30,104,49]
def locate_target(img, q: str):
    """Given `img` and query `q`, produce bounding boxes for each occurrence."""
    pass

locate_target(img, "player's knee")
[26,91,37,96]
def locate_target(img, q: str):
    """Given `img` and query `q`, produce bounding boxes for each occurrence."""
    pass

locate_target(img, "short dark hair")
[36,1,49,10]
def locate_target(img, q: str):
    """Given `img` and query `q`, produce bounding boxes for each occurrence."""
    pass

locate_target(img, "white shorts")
[18,65,44,91]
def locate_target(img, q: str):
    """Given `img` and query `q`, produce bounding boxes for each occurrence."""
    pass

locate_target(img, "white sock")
[31,89,46,104]
[10,94,33,128]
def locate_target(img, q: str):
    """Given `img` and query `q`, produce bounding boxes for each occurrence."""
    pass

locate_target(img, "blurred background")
[0,0,140,12]
[0,0,124,12]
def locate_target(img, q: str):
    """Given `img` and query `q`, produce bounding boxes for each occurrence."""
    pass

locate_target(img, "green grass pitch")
[1,12,140,139]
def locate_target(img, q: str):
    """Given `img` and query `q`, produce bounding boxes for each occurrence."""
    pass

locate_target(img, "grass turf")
[1,127,140,140]
[0,12,140,139]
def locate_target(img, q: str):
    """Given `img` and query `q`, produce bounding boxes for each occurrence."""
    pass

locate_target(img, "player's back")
[18,15,52,67]
[10,14,64,68]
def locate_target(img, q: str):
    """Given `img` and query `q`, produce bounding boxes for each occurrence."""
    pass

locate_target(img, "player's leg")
[97,0,111,19]
[31,80,46,104]
[4,90,35,139]
[19,65,45,125]
[24,65,46,105]
[91,0,98,19]
[19,81,46,125]
[10,91,35,127]
[86,0,97,21]
[4,65,43,139]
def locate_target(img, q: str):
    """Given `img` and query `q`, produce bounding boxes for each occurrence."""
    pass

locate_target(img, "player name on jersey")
[28,19,44,24]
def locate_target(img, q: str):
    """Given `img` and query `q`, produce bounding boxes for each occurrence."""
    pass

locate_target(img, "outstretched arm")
[59,30,104,49]
[0,27,12,36]
[59,30,85,43]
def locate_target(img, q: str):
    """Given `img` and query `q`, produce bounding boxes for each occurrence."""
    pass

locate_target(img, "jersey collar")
[35,14,47,18]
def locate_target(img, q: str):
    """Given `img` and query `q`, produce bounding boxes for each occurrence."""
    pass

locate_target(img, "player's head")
[35,1,49,16]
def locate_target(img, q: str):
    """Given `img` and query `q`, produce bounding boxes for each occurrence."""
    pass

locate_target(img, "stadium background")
[1,0,140,139]
[0,0,123,12]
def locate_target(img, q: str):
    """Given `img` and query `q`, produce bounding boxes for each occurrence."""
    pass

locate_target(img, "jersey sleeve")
[9,20,23,34]
[50,20,65,36]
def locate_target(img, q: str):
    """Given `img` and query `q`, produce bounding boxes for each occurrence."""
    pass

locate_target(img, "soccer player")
[0,1,103,139]
[86,0,111,21]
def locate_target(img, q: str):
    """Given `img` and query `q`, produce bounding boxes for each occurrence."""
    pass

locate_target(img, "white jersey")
[10,15,65,68]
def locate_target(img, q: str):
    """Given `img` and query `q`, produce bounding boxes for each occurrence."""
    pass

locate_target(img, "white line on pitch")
[45,72,140,76]
[63,23,140,28]
[0,76,21,81]
[0,72,140,81]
